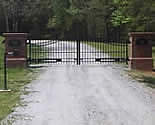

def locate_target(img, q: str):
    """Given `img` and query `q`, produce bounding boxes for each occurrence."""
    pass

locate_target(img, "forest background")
[0,0,155,41]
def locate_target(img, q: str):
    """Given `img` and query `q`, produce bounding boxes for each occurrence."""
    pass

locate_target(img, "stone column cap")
[128,32,155,37]
[3,33,28,37]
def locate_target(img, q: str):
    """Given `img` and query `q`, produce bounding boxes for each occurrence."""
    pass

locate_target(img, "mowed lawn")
[152,47,155,67]
[27,43,48,64]
[0,36,37,121]
[0,36,5,89]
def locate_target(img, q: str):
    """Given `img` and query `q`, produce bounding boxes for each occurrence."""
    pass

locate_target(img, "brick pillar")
[3,33,28,68]
[128,32,155,71]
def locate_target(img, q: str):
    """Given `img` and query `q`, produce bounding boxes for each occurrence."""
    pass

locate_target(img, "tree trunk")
[104,20,109,41]
[15,21,18,32]
[87,13,96,40]
[5,12,9,32]
[2,3,9,32]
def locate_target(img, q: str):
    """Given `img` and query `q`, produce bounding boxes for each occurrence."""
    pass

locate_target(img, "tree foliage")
[0,0,155,40]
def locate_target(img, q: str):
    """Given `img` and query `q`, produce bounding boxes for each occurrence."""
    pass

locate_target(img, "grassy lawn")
[27,44,47,59]
[0,36,5,90]
[27,42,48,64]
[0,36,38,121]
[128,70,155,88]
[152,47,155,67]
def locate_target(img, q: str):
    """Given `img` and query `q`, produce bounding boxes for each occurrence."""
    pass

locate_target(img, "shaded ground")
[1,64,155,125]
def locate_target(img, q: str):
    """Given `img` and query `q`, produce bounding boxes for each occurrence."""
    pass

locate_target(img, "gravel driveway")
[1,64,155,125]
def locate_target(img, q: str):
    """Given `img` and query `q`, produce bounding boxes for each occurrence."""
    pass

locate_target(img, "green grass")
[27,44,47,59]
[128,70,155,88]
[0,36,5,89]
[27,43,48,64]
[86,41,127,58]
[0,68,36,121]
[0,36,5,62]
[152,47,155,67]
[0,36,38,121]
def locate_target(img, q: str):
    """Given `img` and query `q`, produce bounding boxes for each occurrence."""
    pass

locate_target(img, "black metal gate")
[27,39,128,65]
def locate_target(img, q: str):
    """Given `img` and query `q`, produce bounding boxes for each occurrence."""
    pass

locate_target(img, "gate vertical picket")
[77,40,80,65]
[126,40,129,64]
[29,39,32,64]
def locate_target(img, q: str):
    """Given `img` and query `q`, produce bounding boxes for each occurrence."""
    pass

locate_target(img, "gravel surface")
[1,64,155,125]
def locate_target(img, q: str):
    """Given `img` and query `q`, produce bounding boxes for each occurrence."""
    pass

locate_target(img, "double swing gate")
[27,39,129,65]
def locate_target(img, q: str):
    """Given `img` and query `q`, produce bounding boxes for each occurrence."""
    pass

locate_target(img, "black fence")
[27,39,129,65]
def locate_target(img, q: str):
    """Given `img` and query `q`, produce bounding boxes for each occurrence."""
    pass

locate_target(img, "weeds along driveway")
[1,64,155,125]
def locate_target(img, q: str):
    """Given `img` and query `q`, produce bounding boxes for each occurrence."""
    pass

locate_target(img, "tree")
[1,0,155,39]
[111,0,131,40]
[0,0,41,32]
[125,0,155,32]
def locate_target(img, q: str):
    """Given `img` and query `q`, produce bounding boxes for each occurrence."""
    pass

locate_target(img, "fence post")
[126,40,129,65]
[28,39,32,65]
[4,52,8,90]
[0,50,10,92]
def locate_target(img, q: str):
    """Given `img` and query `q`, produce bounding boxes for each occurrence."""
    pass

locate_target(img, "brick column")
[128,32,155,71]
[3,33,28,68]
